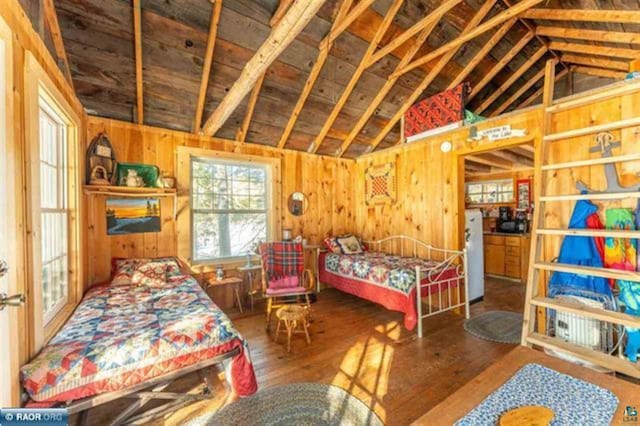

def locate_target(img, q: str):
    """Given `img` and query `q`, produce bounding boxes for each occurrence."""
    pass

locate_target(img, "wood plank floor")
[77,277,525,425]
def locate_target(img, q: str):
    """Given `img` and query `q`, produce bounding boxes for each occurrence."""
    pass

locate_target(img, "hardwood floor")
[77,277,525,425]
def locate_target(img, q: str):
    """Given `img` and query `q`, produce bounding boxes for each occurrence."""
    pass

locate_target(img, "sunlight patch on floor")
[331,321,400,422]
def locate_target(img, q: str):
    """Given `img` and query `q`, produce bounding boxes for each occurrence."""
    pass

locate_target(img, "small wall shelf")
[83,185,178,219]
[83,185,176,196]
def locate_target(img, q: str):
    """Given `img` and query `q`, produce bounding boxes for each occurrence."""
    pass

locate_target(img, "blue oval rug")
[186,383,382,426]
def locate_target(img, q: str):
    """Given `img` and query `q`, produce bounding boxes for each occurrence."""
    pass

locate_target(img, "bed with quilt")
[319,235,468,335]
[20,257,257,414]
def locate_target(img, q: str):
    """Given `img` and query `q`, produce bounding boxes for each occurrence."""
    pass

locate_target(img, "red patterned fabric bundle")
[404,83,469,138]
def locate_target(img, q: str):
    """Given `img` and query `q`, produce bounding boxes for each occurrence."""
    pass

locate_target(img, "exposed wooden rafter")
[571,65,627,80]
[536,26,640,45]
[368,0,512,151]
[193,0,223,133]
[447,18,516,90]
[548,41,639,60]
[392,0,544,79]
[338,0,477,156]
[237,0,293,142]
[468,31,534,100]
[475,46,546,115]
[42,0,74,90]
[466,154,512,170]
[561,54,630,72]
[270,0,294,27]
[521,9,640,24]
[320,0,376,49]
[277,0,358,149]
[310,0,404,154]
[366,0,463,68]
[133,0,143,124]
[202,0,328,137]
[494,65,568,116]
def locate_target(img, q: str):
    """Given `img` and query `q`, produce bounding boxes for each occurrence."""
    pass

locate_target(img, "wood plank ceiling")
[35,0,640,158]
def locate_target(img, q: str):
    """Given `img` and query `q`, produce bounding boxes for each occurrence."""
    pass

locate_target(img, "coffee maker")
[497,206,517,233]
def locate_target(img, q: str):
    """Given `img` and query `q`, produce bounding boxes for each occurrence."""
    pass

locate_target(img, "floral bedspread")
[324,251,445,295]
[21,274,257,402]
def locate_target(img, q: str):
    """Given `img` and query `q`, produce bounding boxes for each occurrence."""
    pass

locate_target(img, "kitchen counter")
[483,231,530,237]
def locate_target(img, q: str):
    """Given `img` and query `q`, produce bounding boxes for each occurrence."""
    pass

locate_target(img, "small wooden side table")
[275,305,311,352]
[237,264,261,311]
[204,276,244,313]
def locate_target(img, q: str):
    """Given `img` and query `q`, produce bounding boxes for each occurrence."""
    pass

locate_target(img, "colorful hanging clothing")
[605,208,637,273]
[605,208,640,362]
[549,200,610,296]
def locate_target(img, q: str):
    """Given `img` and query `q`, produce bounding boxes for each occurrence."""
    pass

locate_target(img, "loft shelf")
[83,185,177,197]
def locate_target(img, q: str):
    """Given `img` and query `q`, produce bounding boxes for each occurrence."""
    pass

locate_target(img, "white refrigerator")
[465,209,485,302]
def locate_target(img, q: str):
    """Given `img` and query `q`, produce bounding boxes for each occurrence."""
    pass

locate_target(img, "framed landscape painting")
[106,198,161,235]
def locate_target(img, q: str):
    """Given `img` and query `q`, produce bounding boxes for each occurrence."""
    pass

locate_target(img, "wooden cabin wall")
[541,87,640,268]
[84,117,356,286]
[354,108,543,256]
[1,0,85,371]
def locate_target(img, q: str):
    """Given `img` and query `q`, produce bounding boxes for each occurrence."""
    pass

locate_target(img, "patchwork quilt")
[323,251,448,295]
[21,274,257,403]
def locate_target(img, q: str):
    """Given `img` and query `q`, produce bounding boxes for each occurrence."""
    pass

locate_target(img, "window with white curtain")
[38,98,69,325]
[191,158,270,262]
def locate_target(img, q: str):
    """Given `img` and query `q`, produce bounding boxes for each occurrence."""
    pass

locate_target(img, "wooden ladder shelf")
[522,60,640,378]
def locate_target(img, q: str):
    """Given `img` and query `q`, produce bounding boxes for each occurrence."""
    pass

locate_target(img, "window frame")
[177,147,281,270]
[24,52,82,352]
[465,178,514,205]
[190,156,272,263]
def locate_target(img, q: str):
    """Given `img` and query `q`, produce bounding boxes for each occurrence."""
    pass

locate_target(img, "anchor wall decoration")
[576,132,640,194]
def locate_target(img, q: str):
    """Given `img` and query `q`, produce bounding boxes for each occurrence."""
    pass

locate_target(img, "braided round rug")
[463,310,523,344]
[186,383,382,426]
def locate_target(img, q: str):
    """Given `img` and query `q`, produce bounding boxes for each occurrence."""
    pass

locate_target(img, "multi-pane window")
[465,179,514,204]
[191,158,270,262]
[39,98,69,325]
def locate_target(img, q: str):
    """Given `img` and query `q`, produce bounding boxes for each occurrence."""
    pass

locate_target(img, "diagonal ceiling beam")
[237,0,296,142]
[133,0,143,124]
[339,0,496,157]
[366,0,464,68]
[42,0,74,90]
[392,0,544,79]
[368,1,513,151]
[447,18,516,90]
[521,9,640,24]
[561,54,630,72]
[571,65,627,80]
[270,0,294,26]
[490,66,545,116]
[277,0,357,149]
[321,0,376,49]
[466,154,513,170]
[475,45,546,115]
[194,0,223,133]
[310,0,404,154]
[202,0,328,136]
[548,41,639,60]
[536,26,640,45]
[469,31,534,100]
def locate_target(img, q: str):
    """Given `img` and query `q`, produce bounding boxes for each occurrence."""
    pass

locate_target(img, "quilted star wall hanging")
[365,162,396,205]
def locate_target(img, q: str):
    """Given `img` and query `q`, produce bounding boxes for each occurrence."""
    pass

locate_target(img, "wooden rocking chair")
[258,242,313,330]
